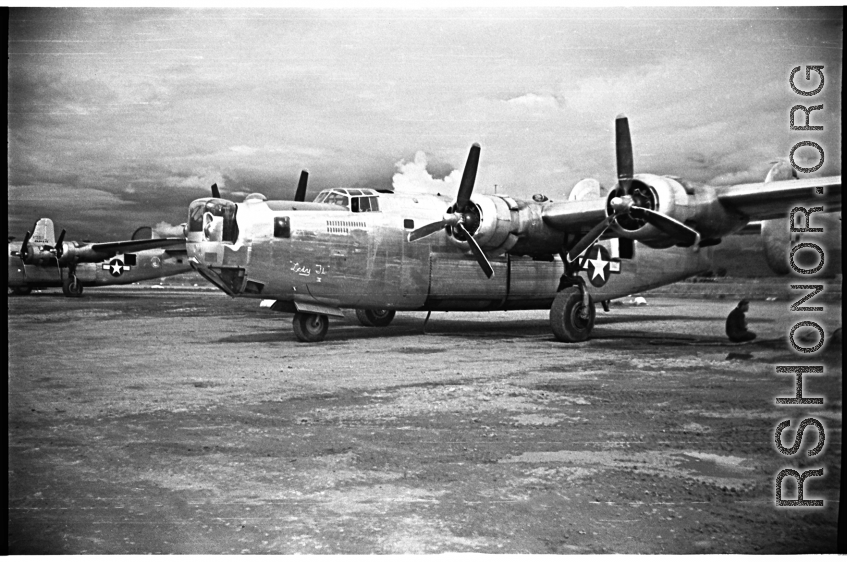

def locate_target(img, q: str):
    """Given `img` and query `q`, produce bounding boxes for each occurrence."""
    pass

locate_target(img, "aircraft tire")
[10,286,32,296]
[355,308,396,327]
[62,276,84,298]
[293,312,329,343]
[550,287,595,342]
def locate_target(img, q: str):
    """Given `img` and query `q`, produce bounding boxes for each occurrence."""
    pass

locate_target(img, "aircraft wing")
[165,245,188,257]
[90,237,186,255]
[716,176,841,221]
[540,198,608,232]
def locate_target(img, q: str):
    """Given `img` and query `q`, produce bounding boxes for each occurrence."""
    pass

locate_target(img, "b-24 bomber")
[185,116,841,342]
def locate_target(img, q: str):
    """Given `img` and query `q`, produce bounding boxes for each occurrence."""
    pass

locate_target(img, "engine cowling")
[56,242,107,266]
[447,194,517,256]
[608,174,688,248]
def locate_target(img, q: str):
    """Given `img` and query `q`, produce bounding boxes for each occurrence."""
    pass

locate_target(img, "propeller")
[19,231,32,262]
[614,114,634,196]
[211,183,221,198]
[54,229,66,260]
[565,115,700,264]
[294,170,309,202]
[407,144,494,278]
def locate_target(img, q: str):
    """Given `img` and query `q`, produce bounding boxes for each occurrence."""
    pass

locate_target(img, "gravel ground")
[8,287,842,554]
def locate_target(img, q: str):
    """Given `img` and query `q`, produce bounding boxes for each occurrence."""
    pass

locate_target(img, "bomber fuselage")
[185,189,713,311]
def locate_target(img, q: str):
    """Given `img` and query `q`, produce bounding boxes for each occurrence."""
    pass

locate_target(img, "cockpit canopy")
[188,198,239,243]
[313,188,381,213]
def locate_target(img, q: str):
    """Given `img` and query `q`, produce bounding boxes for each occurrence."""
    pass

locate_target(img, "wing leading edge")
[716,176,841,221]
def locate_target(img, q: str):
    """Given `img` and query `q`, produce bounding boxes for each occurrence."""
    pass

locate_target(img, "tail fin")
[568,178,602,201]
[764,160,798,183]
[30,218,56,246]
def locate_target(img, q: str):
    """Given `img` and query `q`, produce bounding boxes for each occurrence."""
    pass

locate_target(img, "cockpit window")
[351,196,379,212]
[313,189,380,212]
[188,199,239,243]
[324,193,349,208]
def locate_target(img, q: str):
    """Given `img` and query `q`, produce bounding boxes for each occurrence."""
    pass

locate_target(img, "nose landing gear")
[292,312,329,343]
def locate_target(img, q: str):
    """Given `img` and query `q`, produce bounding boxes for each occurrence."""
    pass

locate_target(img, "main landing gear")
[62,274,84,298]
[550,274,596,342]
[292,312,329,343]
[355,308,396,328]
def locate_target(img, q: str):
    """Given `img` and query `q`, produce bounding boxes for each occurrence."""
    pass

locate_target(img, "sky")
[7,6,843,241]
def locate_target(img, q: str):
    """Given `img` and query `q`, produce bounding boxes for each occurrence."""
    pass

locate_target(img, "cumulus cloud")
[162,170,225,191]
[392,151,462,195]
[153,221,186,238]
[505,93,560,111]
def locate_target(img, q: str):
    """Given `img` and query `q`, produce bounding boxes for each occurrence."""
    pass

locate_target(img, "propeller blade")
[294,170,309,202]
[408,220,446,242]
[631,206,700,247]
[55,229,66,259]
[20,231,32,262]
[566,215,617,263]
[615,114,633,194]
[455,222,494,278]
[455,143,481,210]
[211,183,221,198]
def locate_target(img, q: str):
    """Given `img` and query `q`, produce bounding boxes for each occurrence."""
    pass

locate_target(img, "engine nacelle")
[448,193,567,257]
[761,218,792,275]
[56,242,106,266]
[448,194,518,256]
[608,174,688,248]
[608,173,746,248]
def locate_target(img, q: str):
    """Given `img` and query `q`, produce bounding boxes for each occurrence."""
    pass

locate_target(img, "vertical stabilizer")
[30,218,56,247]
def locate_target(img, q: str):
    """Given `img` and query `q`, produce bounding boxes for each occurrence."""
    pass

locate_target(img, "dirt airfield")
[8,286,843,554]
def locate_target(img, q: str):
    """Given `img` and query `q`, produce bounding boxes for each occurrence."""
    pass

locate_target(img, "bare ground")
[8,287,843,554]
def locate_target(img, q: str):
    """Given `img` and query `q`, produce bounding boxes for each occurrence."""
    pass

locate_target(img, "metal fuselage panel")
[187,194,714,311]
[7,244,191,288]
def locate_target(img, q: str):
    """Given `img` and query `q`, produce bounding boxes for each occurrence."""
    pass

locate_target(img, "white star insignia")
[587,256,609,281]
[110,261,123,275]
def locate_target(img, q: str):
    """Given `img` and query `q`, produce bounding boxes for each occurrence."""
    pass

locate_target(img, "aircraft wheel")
[10,286,32,296]
[62,276,84,298]
[355,308,396,327]
[550,287,595,342]
[292,312,329,343]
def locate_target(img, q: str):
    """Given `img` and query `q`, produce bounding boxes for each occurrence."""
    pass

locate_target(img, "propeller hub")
[609,196,633,214]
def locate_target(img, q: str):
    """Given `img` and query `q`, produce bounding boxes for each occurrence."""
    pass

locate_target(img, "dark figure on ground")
[726,299,756,343]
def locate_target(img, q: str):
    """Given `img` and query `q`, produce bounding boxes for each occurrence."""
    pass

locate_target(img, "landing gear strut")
[62,274,83,298]
[355,308,396,327]
[292,312,329,343]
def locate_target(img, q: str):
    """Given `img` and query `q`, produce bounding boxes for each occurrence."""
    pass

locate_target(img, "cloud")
[505,93,560,111]
[392,151,461,195]
[153,221,186,238]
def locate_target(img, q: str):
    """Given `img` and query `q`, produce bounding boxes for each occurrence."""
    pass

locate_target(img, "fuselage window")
[274,216,291,238]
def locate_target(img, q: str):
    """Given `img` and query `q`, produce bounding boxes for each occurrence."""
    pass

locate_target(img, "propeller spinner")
[407,143,494,278]
[566,115,700,264]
